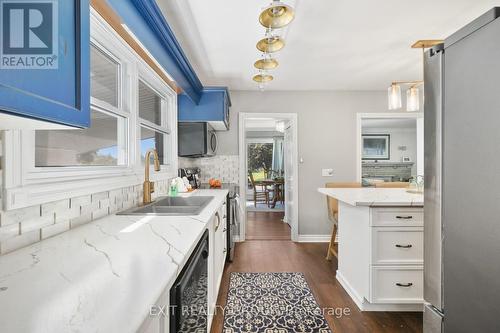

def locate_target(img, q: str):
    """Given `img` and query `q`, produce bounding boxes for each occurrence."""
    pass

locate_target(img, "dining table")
[259,178,285,208]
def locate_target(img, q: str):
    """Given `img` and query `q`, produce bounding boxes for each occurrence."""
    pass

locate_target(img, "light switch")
[322,169,334,177]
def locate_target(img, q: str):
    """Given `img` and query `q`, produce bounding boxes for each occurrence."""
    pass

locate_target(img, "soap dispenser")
[169,179,178,197]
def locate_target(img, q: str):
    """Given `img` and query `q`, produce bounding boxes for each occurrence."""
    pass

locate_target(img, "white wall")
[218,90,394,235]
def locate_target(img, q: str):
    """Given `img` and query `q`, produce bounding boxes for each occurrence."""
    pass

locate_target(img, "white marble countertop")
[318,187,423,207]
[0,189,228,333]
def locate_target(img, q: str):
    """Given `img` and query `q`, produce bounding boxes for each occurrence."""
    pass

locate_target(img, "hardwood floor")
[211,213,422,333]
[246,211,290,240]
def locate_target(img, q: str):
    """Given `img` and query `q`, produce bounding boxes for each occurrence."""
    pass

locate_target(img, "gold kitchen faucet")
[143,149,161,205]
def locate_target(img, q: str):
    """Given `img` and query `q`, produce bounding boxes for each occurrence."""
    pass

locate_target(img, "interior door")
[284,123,294,227]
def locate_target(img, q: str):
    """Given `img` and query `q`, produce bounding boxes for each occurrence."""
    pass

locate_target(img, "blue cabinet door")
[0,0,90,128]
[178,87,231,130]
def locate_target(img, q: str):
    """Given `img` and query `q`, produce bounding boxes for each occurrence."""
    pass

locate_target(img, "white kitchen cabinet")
[214,203,227,289]
[371,227,424,265]
[207,200,228,331]
[370,208,424,307]
[369,266,424,304]
[371,207,424,227]
[334,201,424,312]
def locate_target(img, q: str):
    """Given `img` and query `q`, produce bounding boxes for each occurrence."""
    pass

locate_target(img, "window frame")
[136,63,175,170]
[90,40,123,113]
[1,9,178,210]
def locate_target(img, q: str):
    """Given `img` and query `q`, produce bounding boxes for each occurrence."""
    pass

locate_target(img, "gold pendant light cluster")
[253,1,295,89]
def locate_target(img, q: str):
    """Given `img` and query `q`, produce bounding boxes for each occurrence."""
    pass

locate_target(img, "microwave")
[178,122,218,157]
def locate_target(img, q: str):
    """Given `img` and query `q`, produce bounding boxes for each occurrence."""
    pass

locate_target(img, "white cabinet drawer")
[372,227,423,265]
[371,208,423,227]
[370,266,424,304]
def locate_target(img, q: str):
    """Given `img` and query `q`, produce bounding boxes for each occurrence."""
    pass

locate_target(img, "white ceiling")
[158,0,499,91]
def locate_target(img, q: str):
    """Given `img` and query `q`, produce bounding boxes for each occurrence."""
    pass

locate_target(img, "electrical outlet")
[322,169,334,177]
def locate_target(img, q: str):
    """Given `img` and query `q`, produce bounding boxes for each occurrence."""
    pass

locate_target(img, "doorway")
[238,113,298,242]
[246,137,284,212]
[356,113,424,185]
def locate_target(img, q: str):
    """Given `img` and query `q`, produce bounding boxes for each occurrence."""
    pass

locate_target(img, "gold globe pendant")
[253,74,274,83]
[256,36,285,53]
[259,2,295,29]
[254,58,279,70]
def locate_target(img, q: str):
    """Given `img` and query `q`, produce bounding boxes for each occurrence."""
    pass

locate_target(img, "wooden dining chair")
[325,182,362,261]
[248,172,271,207]
[375,182,410,188]
[262,163,270,179]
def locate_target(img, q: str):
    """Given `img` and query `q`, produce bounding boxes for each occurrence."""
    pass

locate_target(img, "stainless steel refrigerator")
[424,8,500,333]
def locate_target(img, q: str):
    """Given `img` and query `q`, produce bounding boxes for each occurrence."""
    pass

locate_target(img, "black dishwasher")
[170,230,208,333]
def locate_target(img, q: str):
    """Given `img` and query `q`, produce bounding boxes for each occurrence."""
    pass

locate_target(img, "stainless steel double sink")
[117,196,214,216]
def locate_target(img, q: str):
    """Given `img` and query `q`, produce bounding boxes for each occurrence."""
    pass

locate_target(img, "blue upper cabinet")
[178,87,232,131]
[0,0,90,128]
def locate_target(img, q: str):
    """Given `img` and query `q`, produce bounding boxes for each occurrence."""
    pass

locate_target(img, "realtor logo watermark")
[0,0,58,69]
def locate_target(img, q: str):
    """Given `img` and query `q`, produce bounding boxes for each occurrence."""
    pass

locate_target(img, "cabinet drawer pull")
[223,248,227,253]
[223,228,227,232]
[395,244,413,248]
[396,282,413,287]
[396,215,413,220]
[215,212,221,231]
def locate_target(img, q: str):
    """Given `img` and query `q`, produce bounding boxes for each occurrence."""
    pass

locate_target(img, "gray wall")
[219,90,393,235]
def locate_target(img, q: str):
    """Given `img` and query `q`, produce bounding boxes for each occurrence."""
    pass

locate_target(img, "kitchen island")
[318,187,424,311]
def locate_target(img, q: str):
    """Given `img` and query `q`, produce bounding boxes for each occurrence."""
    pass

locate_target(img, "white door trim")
[355,112,423,182]
[238,112,299,242]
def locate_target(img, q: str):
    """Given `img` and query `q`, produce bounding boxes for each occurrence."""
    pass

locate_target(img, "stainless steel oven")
[170,230,209,333]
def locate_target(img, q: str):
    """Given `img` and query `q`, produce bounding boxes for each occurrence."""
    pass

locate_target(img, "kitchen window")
[1,10,178,210]
[139,80,162,126]
[35,109,127,167]
[137,74,173,167]
[141,126,165,165]
[90,45,120,109]
[35,43,128,168]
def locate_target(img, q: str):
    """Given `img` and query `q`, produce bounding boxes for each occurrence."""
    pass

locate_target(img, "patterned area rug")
[223,272,332,333]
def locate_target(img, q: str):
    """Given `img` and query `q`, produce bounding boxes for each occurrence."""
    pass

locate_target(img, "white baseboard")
[336,270,365,311]
[296,234,330,242]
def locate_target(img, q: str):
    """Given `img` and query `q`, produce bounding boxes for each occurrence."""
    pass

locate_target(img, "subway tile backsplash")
[179,155,239,184]
[0,179,171,255]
